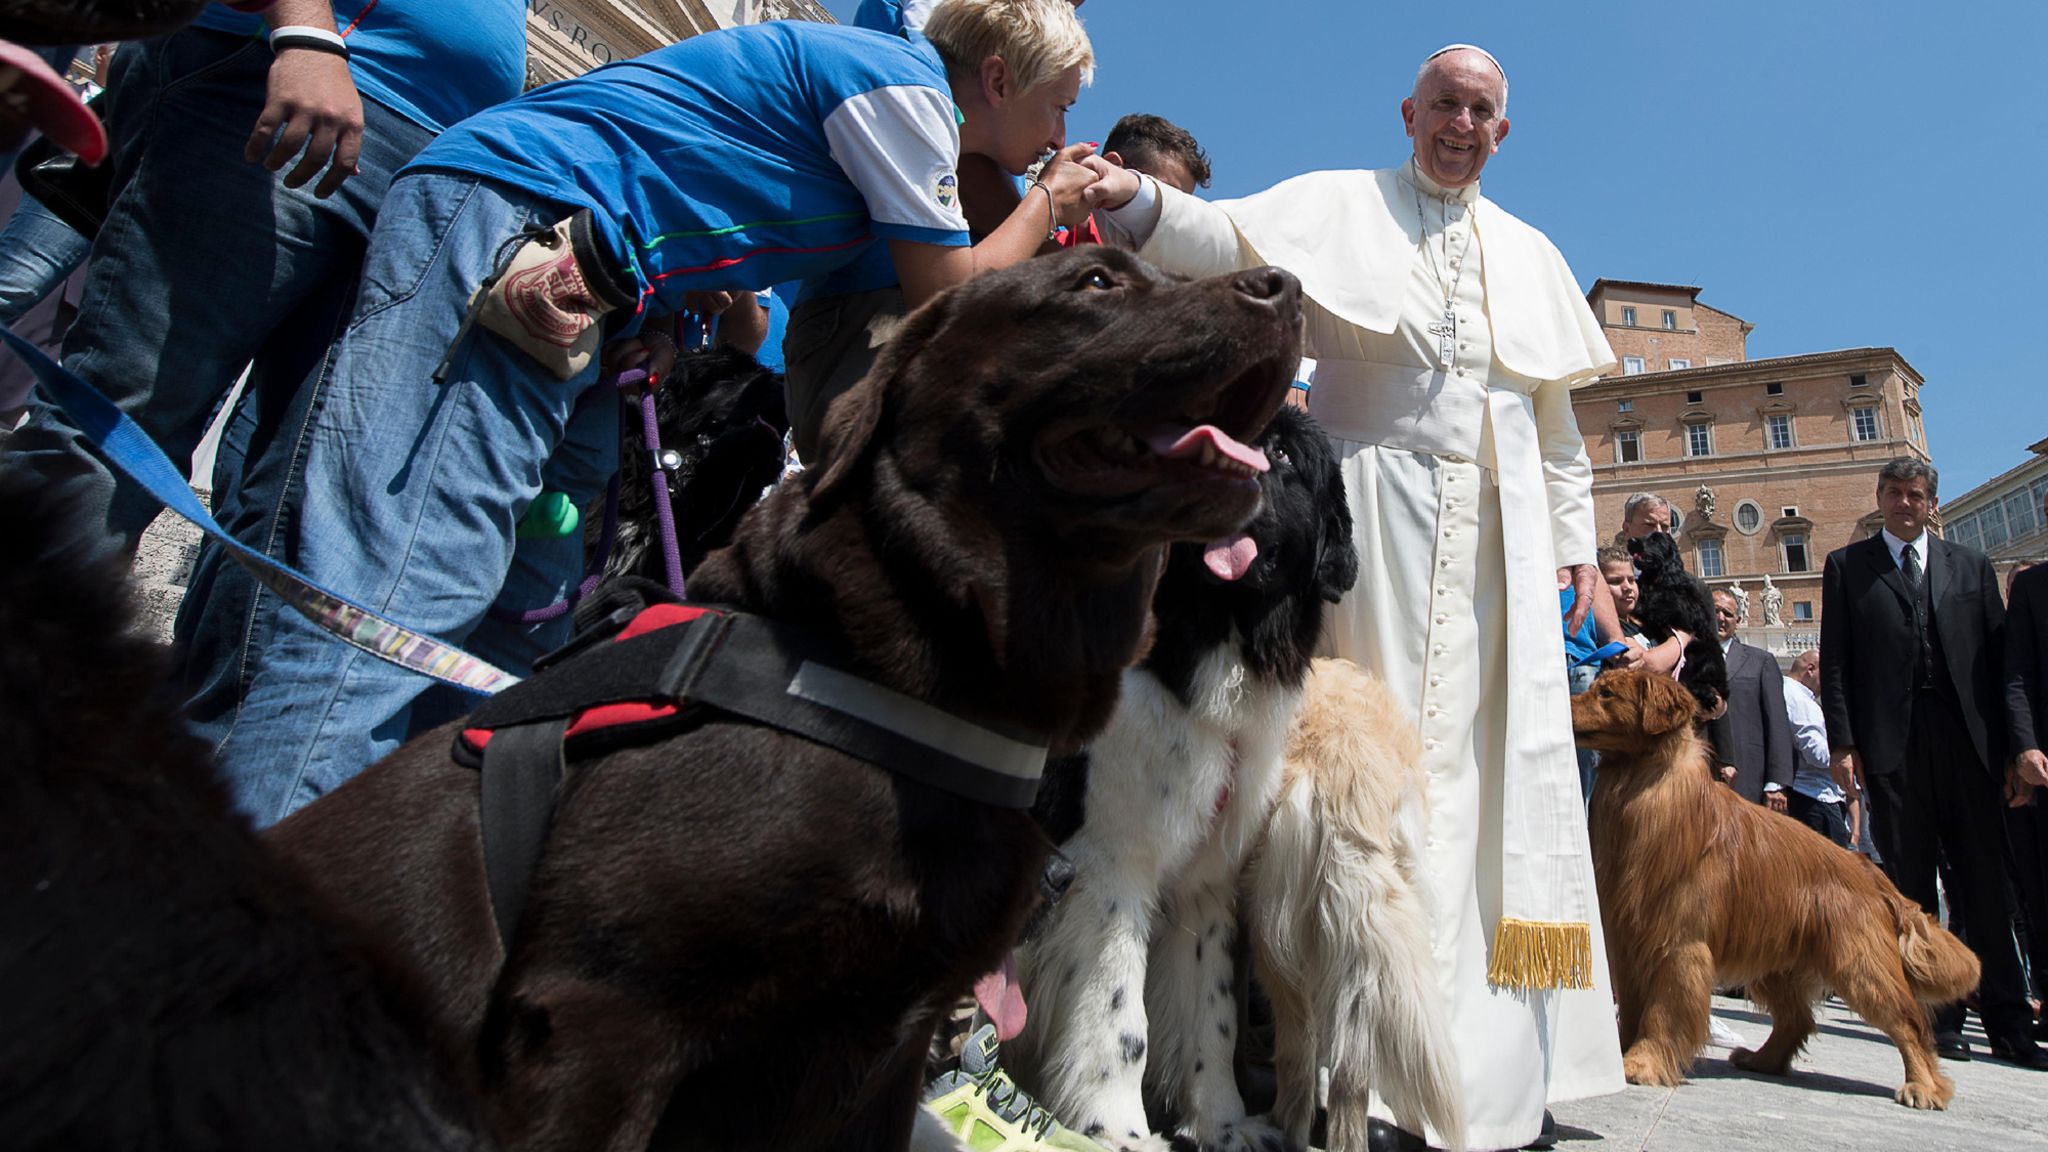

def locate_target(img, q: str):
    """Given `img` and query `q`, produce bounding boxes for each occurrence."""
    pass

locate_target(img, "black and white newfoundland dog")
[1010,406,1356,1152]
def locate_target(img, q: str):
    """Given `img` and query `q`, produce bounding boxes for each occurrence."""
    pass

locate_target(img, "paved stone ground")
[1552,996,2048,1151]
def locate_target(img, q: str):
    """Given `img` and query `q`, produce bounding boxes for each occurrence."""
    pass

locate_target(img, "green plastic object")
[517,491,581,539]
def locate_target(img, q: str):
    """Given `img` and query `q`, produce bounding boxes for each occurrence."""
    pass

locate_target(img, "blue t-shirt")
[1561,588,1598,667]
[192,1,524,134]
[410,21,972,320]
[855,0,935,38]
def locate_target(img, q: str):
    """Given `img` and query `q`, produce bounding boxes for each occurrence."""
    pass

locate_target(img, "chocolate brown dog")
[270,246,1303,1151]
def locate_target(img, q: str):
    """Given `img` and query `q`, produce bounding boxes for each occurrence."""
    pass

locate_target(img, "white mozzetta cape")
[1149,167,1613,385]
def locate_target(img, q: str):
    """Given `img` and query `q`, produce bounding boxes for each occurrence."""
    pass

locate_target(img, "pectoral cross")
[1428,307,1457,368]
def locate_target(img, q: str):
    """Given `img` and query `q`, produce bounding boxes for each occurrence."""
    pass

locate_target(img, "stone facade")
[526,0,835,86]
[1575,281,1934,659]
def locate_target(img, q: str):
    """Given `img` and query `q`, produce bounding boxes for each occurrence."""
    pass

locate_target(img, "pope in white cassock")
[1085,45,1624,1151]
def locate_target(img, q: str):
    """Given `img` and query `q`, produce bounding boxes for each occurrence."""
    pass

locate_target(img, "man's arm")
[2006,572,2046,786]
[248,0,365,198]
[1820,550,1860,788]
[1760,653,1794,807]
[1083,162,1257,281]
[1787,684,1831,778]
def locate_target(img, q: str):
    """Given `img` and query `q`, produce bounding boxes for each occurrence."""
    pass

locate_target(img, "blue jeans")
[1568,661,1600,804]
[0,28,432,565]
[0,193,91,328]
[211,172,618,825]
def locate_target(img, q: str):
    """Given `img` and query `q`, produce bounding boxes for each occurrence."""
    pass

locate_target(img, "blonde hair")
[923,0,1095,95]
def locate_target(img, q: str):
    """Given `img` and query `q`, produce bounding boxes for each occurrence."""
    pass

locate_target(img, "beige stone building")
[526,0,834,86]
[1575,280,1934,657]
[1942,437,2048,590]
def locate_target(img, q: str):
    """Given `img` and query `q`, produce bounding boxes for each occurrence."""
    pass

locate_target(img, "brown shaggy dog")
[1572,669,1979,1110]
[1249,658,1463,1151]
[268,246,1303,1152]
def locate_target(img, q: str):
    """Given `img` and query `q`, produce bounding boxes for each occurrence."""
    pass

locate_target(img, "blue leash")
[0,327,520,695]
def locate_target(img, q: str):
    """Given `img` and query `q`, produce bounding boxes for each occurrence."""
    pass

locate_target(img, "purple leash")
[488,365,685,625]
[620,365,688,598]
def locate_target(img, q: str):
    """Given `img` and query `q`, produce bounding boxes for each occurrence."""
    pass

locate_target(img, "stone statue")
[1694,483,1717,522]
[1761,574,1784,627]
[1728,579,1750,628]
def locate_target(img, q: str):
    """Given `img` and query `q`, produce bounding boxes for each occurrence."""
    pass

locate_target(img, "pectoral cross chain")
[1428,308,1456,368]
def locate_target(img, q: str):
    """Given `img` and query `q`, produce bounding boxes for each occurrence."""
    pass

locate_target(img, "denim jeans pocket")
[348,175,489,324]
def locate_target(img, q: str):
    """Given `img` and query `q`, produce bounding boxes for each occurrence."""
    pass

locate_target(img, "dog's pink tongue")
[1204,532,1258,581]
[973,955,1028,1041]
[1145,425,1270,473]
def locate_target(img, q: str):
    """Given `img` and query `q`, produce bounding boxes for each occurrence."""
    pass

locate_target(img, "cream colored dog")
[1249,658,1464,1151]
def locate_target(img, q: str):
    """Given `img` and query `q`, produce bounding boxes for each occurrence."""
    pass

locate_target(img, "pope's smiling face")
[1401,50,1509,188]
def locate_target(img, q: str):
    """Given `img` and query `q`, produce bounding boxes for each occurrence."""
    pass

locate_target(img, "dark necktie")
[1901,542,1923,593]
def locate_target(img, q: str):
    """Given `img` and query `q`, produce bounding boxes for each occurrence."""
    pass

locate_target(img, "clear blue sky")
[820,0,2045,497]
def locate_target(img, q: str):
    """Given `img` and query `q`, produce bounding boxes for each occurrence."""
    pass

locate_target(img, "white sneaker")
[1708,1016,1747,1048]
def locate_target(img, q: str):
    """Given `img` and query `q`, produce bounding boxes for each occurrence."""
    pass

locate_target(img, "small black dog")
[1626,530,1728,713]
[0,475,485,1151]
[601,343,790,583]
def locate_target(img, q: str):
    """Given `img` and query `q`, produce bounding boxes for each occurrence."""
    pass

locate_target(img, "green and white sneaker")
[921,1023,1110,1152]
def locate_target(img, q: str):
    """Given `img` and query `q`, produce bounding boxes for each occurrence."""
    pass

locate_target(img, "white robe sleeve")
[1531,373,1597,570]
[1100,179,1260,281]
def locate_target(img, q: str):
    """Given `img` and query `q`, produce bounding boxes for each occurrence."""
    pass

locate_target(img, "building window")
[1686,389,1704,403]
[1735,502,1763,533]
[1686,422,1713,457]
[1981,505,2011,549]
[1850,373,1869,388]
[1615,429,1641,463]
[1669,358,1692,370]
[1792,601,1814,622]
[1622,306,1637,326]
[1950,513,1982,552]
[2032,476,2048,515]
[1851,406,1881,441]
[1623,356,1646,375]
[1617,399,1634,412]
[1766,382,1784,396]
[1662,309,1677,329]
[1766,413,1794,450]
[2005,489,2041,538]
[1782,531,1811,573]
[1698,538,1725,578]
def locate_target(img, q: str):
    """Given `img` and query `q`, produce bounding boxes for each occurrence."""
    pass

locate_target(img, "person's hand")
[1032,142,1101,229]
[245,46,364,198]
[1718,764,1737,784]
[601,318,679,380]
[681,290,736,317]
[1701,691,1728,721]
[1608,637,1647,671]
[1830,747,1861,793]
[1079,152,1143,211]
[1559,564,1596,632]
[1284,387,1310,412]
[2006,765,2036,809]
[2015,747,2048,789]
[1765,789,1788,814]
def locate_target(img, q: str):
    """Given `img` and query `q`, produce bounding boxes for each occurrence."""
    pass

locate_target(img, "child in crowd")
[200,0,1103,826]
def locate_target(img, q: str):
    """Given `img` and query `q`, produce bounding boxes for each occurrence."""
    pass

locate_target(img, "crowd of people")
[4,1,2048,1150]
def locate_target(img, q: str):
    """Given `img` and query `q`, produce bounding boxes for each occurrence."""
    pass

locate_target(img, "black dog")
[1626,530,1728,713]
[1014,406,1357,1152]
[602,343,790,584]
[0,475,485,1151]
[268,247,1304,1152]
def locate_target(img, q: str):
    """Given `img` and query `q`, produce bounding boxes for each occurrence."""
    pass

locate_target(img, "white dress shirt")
[1782,676,1843,802]
[1881,527,1930,571]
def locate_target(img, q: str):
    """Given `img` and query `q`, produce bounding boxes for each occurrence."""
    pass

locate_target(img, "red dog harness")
[454,589,1050,947]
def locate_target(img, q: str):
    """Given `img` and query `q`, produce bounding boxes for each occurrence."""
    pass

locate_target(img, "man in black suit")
[1822,457,2043,1066]
[2004,520,2048,1039]
[1708,587,1793,807]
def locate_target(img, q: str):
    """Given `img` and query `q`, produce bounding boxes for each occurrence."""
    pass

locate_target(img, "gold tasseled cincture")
[1486,918,1594,990]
